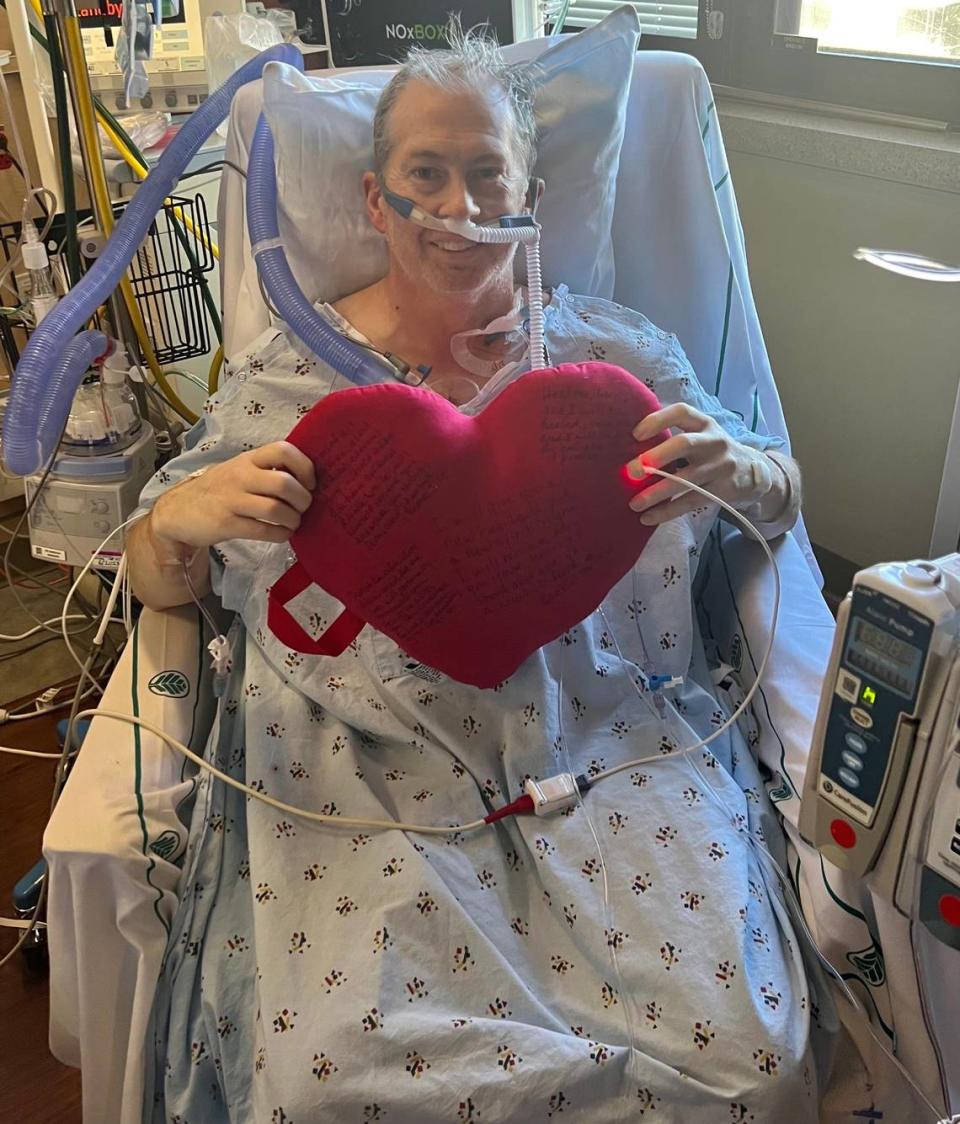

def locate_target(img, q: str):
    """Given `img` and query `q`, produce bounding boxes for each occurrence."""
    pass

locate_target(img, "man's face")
[364,80,530,296]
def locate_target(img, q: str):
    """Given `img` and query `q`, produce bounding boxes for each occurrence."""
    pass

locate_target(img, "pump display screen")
[77,1,185,29]
[845,616,924,698]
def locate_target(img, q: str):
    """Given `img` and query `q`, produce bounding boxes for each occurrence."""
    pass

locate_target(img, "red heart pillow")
[268,361,665,688]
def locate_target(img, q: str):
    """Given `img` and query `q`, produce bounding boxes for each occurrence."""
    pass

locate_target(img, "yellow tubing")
[208,344,224,394]
[95,113,220,264]
[60,14,198,424]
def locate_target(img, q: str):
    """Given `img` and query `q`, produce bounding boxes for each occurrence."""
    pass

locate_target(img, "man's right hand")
[150,441,317,555]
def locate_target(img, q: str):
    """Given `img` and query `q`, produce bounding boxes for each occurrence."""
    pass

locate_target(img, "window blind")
[565,1,699,39]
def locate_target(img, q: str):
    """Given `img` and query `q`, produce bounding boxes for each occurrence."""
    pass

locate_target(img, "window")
[552,2,731,79]
[563,1,700,39]
[727,0,960,124]
[553,1,960,124]
[787,0,960,66]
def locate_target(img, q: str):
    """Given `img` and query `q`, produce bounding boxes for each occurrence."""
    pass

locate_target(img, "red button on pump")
[830,818,857,849]
[938,894,960,928]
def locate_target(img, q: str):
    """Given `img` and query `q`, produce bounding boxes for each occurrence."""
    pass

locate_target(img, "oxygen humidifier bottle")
[100,345,142,450]
[21,220,57,325]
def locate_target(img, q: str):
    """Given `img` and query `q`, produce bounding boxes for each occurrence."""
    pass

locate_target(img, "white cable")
[0,589,116,970]
[0,614,94,643]
[123,552,134,636]
[60,516,142,692]
[57,474,768,826]
[70,470,762,834]
[47,468,960,1119]
[0,917,47,930]
[0,682,101,723]
[587,466,780,787]
[0,459,118,974]
[0,745,70,758]
[75,708,487,836]
[94,554,127,647]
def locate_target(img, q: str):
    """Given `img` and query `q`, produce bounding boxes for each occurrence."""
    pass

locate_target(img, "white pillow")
[262,7,641,305]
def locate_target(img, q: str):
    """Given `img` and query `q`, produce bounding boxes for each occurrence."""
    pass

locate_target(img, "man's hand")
[625,403,773,526]
[150,441,317,556]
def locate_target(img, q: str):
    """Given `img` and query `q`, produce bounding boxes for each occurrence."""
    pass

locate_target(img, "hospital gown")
[141,286,836,1123]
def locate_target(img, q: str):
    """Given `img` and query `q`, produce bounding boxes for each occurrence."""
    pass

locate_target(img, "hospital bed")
[42,22,959,1123]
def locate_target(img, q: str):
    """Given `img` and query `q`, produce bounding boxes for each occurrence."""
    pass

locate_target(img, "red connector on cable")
[483,773,591,824]
[483,793,535,824]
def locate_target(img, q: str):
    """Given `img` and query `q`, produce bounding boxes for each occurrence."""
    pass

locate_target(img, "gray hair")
[372,19,538,179]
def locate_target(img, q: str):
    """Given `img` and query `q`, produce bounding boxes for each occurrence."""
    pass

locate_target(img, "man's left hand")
[625,403,773,525]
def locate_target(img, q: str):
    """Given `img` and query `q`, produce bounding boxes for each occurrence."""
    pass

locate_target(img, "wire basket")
[125,192,216,365]
[0,191,217,368]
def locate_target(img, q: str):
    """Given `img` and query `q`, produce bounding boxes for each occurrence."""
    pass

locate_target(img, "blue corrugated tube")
[245,112,387,388]
[4,43,298,474]
[3,43,383,476]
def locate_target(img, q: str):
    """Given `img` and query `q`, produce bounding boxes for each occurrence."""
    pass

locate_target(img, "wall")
[723,115,960,572]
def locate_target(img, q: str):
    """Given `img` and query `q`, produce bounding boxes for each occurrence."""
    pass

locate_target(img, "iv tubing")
[2,43,302,475]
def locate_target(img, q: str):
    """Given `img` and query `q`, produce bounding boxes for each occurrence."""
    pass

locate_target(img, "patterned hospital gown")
[142,287,837,1123]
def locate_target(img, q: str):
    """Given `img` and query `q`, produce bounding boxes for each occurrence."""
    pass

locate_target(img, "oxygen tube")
[246,137,546,377]
[378,186,545,370]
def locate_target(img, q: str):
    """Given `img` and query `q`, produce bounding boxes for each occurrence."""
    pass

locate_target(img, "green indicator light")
[861,685,877,707]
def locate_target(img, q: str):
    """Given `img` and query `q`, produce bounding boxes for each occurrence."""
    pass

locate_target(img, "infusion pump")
[800,554,960,949]
[80,0,242,113]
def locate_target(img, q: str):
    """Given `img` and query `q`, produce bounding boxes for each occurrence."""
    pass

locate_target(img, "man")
[129,32,798,603]
[131,28,825,1124]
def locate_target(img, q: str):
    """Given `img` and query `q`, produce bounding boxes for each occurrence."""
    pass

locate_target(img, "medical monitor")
[80,0,243,113]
